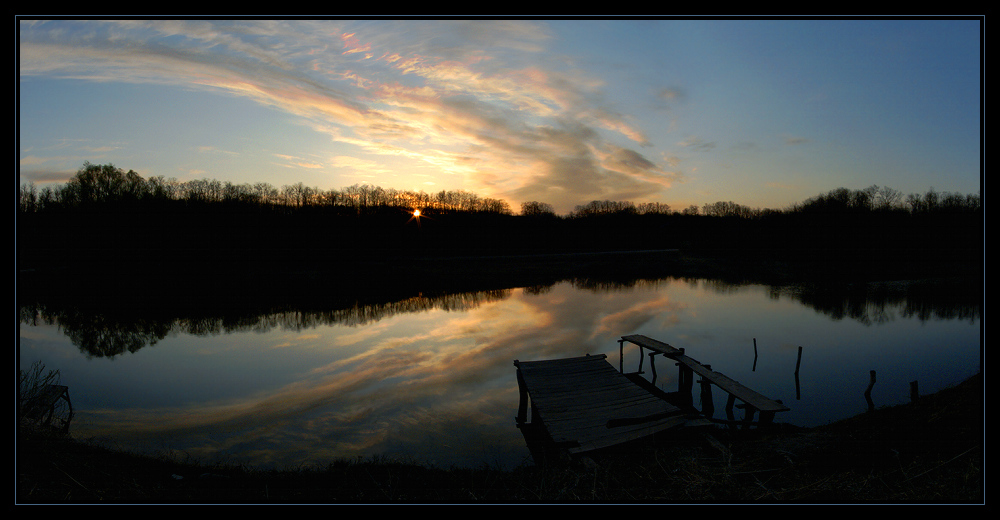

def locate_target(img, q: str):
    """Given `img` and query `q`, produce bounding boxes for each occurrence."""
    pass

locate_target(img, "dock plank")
[514,354,705,454]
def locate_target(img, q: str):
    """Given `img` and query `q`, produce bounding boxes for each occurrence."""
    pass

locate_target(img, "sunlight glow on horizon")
[18,18,982,215]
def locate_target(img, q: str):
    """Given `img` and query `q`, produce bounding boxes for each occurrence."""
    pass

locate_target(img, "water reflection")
[18,273,981,470]
[18,289,515,359]
[19,276,980,359]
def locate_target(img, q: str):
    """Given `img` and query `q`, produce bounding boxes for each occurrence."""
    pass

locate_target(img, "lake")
[18,271,981,471]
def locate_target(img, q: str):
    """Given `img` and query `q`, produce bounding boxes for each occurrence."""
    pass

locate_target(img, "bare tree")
[18,181,38,213]
[521,201,556,217]
[872,185,903,211]
[637,202,671,215]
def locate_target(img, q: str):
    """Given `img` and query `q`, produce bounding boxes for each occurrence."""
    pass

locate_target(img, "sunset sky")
[18,17,982,214]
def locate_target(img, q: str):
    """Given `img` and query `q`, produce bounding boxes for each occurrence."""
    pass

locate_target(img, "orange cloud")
[20,20,678,215]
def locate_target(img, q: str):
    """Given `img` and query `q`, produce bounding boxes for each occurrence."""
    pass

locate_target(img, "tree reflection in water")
[17,267,981,470]
[19,273,980,359]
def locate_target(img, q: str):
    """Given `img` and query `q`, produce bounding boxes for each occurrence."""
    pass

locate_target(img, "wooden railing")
[619,335,789,428]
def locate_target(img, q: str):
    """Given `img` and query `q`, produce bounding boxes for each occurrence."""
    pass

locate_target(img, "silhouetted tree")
[60,162,145,208]
[702,200,759,218]
[521,201,556,217]
[637,202,672,215]
[18,181,38,213]
[871,185,904,211]
[571,200,637,217]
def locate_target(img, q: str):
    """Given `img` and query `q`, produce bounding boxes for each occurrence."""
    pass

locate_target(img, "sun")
[406,207,426,227]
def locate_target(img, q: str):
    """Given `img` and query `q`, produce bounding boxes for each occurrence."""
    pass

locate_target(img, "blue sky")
[18,17,982,214]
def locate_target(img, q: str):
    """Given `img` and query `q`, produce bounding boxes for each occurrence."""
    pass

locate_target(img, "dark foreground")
[17,371,982,504]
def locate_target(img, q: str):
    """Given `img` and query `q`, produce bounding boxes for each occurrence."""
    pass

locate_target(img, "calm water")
[18,275,981,470]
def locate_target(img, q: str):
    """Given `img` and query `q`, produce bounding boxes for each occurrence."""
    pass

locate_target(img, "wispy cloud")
[19,19,676,213]
[677,135,716,152]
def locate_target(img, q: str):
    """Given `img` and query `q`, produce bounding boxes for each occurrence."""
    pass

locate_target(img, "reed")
[18,361,60,423]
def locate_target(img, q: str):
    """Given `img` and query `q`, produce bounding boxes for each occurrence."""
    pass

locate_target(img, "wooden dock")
[514,354,710,458]
[514,335,789,461]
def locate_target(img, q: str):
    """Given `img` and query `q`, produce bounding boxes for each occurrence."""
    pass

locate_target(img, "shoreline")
[18,247,982,328]
[17,370,982,504]
[18,245,983,289]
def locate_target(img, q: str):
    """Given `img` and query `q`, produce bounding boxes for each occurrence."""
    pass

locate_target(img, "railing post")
[699,374,714,419]
[725,394,737,430]
[742,405,757,429]
[515,363,528,425]
[678,363,694,407]
[618,339,624,373]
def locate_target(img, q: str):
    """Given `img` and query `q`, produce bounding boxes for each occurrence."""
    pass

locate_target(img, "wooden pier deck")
[514,335,790,460]
[514,354,710,456]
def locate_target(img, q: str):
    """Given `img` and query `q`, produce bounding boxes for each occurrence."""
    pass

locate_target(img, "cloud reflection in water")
[26,276,980,470]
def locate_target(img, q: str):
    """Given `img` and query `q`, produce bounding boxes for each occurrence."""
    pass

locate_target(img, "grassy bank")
[17,372,982,504]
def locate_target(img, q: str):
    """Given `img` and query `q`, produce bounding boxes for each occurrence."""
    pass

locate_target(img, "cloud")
[19,20,675,213]
[658,86,684,102]
[198,146,238,155]
[677,135,716,152]
[604,146,658,175]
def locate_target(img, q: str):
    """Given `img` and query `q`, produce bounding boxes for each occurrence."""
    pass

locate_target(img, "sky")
[18,17,982,215]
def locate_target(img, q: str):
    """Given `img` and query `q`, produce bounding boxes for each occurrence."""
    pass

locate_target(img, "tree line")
[17,162,515,217]
[17,162,982,269]
[19,162,980,219]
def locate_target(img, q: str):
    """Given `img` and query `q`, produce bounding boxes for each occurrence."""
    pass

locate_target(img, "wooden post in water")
[699,364,714,419]
[752,338,758,372]
[865,370,876,412]
[795,346,803,400]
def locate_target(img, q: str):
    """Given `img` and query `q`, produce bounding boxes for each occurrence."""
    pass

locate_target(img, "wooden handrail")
[620,335,789,420]
[621,334,683,356]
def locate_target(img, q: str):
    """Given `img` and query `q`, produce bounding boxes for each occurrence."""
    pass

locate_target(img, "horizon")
[18,162,981,217]
[18,17,982,215]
